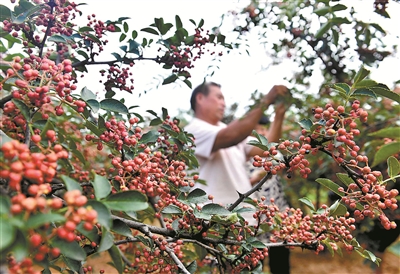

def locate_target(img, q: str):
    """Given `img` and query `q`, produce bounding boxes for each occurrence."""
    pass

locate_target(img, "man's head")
[255,115,270,136]
[190,82,226,124]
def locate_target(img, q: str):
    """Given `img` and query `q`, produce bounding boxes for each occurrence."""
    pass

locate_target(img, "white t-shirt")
[185,118,255,208]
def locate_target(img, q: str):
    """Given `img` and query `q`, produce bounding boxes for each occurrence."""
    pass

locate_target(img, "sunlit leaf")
[371,142,400,167]
[387,156,400,178]
[187,188,209,204]
[52,237,86,261]
[299,197,315,211]
[103,191,148,212]
[353,67,370,85]
[92,173,111,200]
[60,175,82,191]
[368,127,400,139]
[100,98,129,114]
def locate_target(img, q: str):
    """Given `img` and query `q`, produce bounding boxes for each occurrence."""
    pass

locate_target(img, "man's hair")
[258,115,270,125]
[190,82,221,112]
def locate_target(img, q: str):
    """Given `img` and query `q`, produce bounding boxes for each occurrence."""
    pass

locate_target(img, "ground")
[287,245,400,274]
[80,241,400,274]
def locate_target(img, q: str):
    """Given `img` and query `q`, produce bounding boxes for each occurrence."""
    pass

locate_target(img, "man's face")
[199,85,226,122]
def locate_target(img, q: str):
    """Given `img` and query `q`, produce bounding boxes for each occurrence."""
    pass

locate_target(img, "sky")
[4,0,400,119]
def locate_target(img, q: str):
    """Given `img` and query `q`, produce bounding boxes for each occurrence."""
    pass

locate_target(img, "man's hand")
[261,85,289,107]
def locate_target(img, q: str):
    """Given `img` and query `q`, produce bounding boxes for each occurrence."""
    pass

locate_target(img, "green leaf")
[331,4,347,12]
[162,74,178,85]
[81,86,97,101]
[329,200,347,217]
[0,219,15,250]
[86,200,112,229]
[198,19,204,28]
[128,39,141,55]
[160,23,173,35]
[103,191,148,212]
[60,175,82,191]
[186,260,197,274]
[368,127,400,139]
[175,15,183,29]
[92,173,111,200]
[119,33,126,42]
[140,130,159,143]
[387,156,400,178]
[10,229,28,261]
[315,178,343,197]
[0,5,12,21]
[79,26,94,32]
[298,118,313,130]
[371,85,400,103]
[371,142,400,167]
[187,188,209,204]
[98,227,114,252]
[48,35,68,44]
[26,213,65,229]
[12,4,44,24]
[0,130,13,145]
[352,88,377,99]
[315,22,331,39]
[299,197,315,211]
[353,67,370,85]
[314,6,330,16]
[123,22,128,33]
[184,79,192,89]
[330,83,351,95]
[76,223,100,243]
[193,208,212,220]
[111,219,133,237]
[86,99,100,113]
[52,237,86,261]
[330,17,351,24]
[141,27,159,35]
[100,98,129,114]
[247,139,268,151]
[201,203,231,216]
[85,120,103,137]
[108,245,124,274]
[370,23,386,34]
[12,99,30,121]
[162,205,183,214]
[336,173,353,186]
[352,79,378,89]
[0,195,10,215]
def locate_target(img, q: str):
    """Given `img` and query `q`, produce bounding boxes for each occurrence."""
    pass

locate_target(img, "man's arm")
[247,103,287,158]
[211,85,287,153]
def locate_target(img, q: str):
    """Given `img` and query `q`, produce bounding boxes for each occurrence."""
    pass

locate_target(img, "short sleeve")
[185,118,222,159]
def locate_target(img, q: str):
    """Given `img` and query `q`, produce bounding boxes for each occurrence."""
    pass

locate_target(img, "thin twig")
[228,172,272,211]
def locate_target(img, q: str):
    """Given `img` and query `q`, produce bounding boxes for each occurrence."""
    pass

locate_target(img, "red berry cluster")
[100,64,135,93]
[86,117,140,151]
[255,203,357,253]
[252,141,312,178]
[158,28,220,78]
[129,240,183,273]
[56,190,98,242]
[0,139,68,191]
[1,101,27,141]
[2,0,79,45]
[233,247,268,273]
[4,56,86,116]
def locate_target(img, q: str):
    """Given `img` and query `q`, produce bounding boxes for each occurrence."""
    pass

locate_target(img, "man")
[185,82,290,273]
[185,81,288,214]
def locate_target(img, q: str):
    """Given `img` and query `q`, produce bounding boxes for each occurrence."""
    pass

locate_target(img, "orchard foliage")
[0,1,399,274]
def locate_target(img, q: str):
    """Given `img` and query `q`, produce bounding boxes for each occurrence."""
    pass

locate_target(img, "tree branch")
[228,172,272,211]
